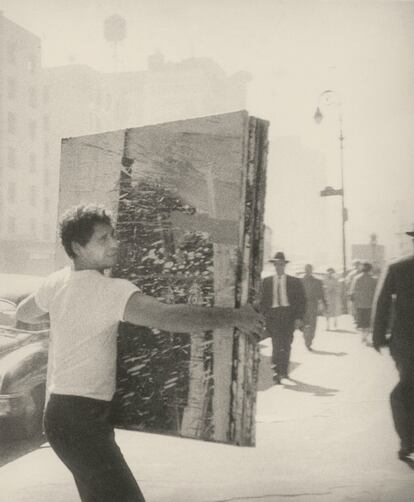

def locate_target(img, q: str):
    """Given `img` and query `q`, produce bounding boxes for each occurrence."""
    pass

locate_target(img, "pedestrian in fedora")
[260,252,306,384]
[301,264,327,350]
[372,228,414,463]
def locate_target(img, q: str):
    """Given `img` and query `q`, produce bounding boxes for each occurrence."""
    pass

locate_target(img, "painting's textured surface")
[58,112,268,445]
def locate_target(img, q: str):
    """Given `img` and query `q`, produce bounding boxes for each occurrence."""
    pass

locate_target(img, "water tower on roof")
[104,14,127,72]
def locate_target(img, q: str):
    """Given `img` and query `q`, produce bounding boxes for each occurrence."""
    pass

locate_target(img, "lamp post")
[314,90,348,280]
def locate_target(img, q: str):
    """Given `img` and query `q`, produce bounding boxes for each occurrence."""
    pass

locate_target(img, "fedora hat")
[269,251,289,263]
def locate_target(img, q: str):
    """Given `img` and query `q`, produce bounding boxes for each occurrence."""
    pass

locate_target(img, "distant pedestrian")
[261,252,306,384]
[372,228,414,463]
[324,268,341,330]
[345,260,363,321]
[350,262,377,345]
[301,264,327,350]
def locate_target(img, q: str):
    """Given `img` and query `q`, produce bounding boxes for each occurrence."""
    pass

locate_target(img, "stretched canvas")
[57,111,268,446]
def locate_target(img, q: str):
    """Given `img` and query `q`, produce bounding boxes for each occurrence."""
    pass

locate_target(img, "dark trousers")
[303,308,318,348]
[44,394,146,502]
[268,307,295,377]
[390,358,414,451]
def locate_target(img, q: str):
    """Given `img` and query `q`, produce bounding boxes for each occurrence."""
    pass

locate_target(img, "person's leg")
[390,381,413,456]
[271,332,283,380]
[281,330,294,377]
[391,359,414,458]
[44,394,146,502]
[73,477,99,502]
[303,324,311,349]
[276,309,294,377]
[307,314,317,348]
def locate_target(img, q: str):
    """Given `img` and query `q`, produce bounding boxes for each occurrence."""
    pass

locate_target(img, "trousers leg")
[270,308,294,377]
[390,382,412,450]
[276,333,293,376]
[391,358,414,451]
[44,394,146,502]
[303,314,317,348]
[73,477,99,502]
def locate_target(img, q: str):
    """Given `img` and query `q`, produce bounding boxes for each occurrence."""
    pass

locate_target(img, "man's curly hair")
[59,204,113,258]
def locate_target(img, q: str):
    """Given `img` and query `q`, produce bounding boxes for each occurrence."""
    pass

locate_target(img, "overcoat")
[373,256,414,366]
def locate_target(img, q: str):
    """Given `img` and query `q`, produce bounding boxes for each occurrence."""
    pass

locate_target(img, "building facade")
[0,12,52,273]
[1,11,250,274]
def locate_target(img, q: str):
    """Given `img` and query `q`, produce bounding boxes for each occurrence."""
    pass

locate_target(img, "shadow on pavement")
[257,352,301,391]
[0,431,48,468]
[310,349,348,357]
[282,378,339,397]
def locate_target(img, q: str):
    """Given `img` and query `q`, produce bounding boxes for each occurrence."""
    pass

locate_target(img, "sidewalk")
[1,315,414,501]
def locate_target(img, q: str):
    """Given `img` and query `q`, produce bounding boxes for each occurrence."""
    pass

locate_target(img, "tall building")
[0,12,51,273]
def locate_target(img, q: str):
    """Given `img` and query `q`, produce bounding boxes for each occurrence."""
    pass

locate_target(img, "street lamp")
[314,89,348,279]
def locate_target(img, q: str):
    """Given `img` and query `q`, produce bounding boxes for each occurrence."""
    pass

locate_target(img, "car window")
[0,298,17,312]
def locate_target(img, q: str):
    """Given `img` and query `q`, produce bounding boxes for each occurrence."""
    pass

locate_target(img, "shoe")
[398,447,414,461]
[280,377,291,385]
[273,375,281,385]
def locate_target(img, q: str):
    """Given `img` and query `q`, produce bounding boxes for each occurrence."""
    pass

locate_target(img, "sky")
[1,0,413,261]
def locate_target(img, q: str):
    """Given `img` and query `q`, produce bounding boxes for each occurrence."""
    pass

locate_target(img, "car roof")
[0,274,45,303]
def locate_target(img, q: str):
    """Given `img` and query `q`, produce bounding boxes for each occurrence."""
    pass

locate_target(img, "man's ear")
[71,241,82,257]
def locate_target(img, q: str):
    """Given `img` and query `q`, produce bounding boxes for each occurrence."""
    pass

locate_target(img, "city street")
[1,315,414,501]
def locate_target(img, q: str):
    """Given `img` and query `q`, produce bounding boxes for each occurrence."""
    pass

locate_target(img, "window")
[29,120,37,140]
[8,217,16,234]
[105,94,112,110]
[43,86,50,103]
[30,153,37,173]
[30,218,37,236]
[8,183,16,204]
[8,148,16,169]
[8,112,16,134]
[27,55,36,73]
[44,197,50,213]
[43,223,51,240]
[7,43,16,64]
[29,186,37,207]
[29,87,37,107]
[7,78,16,99]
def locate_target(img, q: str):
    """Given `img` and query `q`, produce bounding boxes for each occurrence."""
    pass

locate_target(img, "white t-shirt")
[34,267,139,401]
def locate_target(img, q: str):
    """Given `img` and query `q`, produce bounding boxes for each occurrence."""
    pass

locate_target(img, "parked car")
[0,274,49,439]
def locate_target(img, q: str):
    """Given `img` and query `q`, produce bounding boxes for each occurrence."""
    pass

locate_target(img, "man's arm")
[124,292,263,336]
[16,294,48,323]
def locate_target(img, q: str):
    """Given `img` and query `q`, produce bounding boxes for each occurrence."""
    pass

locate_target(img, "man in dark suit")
[301,264,327,350]
[373,229,414,462]
[261,252,306,384]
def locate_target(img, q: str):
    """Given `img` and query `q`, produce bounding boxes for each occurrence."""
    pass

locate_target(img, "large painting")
[57,111,268,446]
